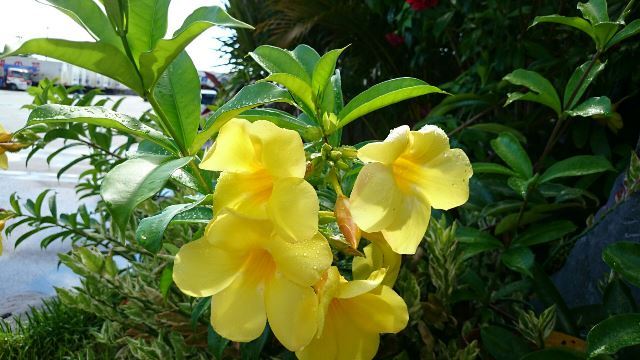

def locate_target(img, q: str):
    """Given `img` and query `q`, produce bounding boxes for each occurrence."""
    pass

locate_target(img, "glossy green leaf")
[521,348,585,359]
[5,39,143,94]
[577,0,609,25]
[312,47,346,99]
[603,241,640,288]
[136,196,210,253]
[540,155,613,183]
[101,155,192,233]
[480,326,531,360]
[322,70,345,115]
[490,132,533,178]
[249,45,311,83]
[103,0,127,35]
[126,0,170,62]
[512,221,577,247]
[564,60,606,109]
[472,162,517,176]
[337,77,445,129]
[28,104,178,154]
[502,247,535,277]
[153,51,201,150]
[159,266,173,298]
[292,44,320,77]
[508,176,533,198]
[44,0,121,47]
[456,226,503,260]
[503,69,562,115]
[262,73,316,114]
[530,15,596,43]
[586,314,640,358]
[139,6,252,89]
[208,325,229,360]
[592,22,621,50]
[171,206,213,224]
[241,325,270,360]
[192,82,293,153]
[236,108,323,141]
[606,19,640,50]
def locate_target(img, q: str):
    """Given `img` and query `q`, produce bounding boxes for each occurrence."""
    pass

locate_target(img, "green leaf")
[507,176,535,198]
[159,265,173,298]
[577,0,609,25]
[44,0,121,47]
[136,197,209,253]
[606,19,640,50]
[249,45,311,83]
[101,155,192,233]
[456,226,504,260]
[565,96,612,118]
[28,104,178,153]
[208,325,229,360]
[191,297,211,327]
[512,221,577,247]
[312,47,346,99]
[521,348,585,360]
[592,22,621,50]
[602,241,640,288]
[472,162,517,176]
[322,70,345,115]
[5,39,143,94]
[564,60,606,109]
[291,44,320,77]
[262,73,316,115]
[540,155,613,183]
[586,314,640,358]
[530,15,596,43]
[503,69,561,115]
[480,326,531,360]
[490,132,533,178]
[126,0,170,62]
[139,6,252,89]
[467,123,527,143]
[236,108,323,141]
[153,51,201,150]
[337,77,445,129]
[603,278,637,316]
[501,247,534,277]
[171,206,213,224]
[103,0,127,35]
[192,82,293,153]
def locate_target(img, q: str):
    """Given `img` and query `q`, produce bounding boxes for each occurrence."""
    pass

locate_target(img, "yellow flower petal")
[407,125,450,163]
[212,171,272,218]
[204,210,268,252]
[172,238,243,297]
[210,266,268,342]
[357,125,410,165]
[265,273,319,351]
[268,177,319,242]
[250,120,306,178]
[350,163,403,232]
[296,311,338,360]
[352,237,401,287]
[342,286,409,334]
[381,196,431,254]
[269,232,333,287]
[332,307,380,360]
[336,268,387,299]
[417,148,472,210]
[315,267,341,337]
[200,118,258,173]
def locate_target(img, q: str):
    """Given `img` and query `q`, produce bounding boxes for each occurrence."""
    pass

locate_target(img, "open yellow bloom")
[173,210,333,351]
[296,267,408,360]
[200,118,318,241]
[353,233,401,288]
[350,125,472,254]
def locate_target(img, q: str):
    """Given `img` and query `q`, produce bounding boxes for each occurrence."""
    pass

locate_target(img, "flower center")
[391,156,424,194]
[243,249,277,285]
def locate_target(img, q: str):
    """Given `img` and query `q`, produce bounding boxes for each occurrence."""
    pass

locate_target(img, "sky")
[0,0,234,71]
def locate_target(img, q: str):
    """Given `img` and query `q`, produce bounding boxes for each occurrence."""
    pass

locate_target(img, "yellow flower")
[200,118,318,241]
[173,210,333,351]
[352,233,401,288]
[296,267,408,360]
[350,125,472,254]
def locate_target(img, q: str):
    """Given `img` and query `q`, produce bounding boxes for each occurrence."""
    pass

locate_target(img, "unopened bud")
[335,195,361,249]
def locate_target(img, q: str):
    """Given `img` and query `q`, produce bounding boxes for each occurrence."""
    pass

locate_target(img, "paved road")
[0,90,149,316]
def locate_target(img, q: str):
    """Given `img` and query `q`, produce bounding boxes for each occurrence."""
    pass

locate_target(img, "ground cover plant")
[1,0,640,359]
